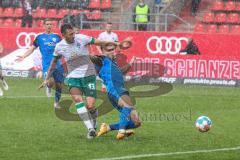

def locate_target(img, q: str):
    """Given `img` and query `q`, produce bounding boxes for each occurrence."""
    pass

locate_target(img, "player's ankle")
[118,129,126,134]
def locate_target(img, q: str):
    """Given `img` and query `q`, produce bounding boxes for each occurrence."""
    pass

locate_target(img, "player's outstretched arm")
[121,56,136,74]
[38,57,58,89]
[96,45,103,54]
[15,46,37,62]
[94,39,119,47]
[118,37,133,51]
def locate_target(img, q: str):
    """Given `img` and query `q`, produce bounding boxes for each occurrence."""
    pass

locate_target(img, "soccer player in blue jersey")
[16,18,64,108]
[91,40,141,140]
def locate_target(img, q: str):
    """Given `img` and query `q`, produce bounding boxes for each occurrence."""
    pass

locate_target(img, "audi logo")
[146,36,189,55]
[16,32,38,49]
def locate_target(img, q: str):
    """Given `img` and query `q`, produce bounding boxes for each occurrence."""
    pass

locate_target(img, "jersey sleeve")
[77,34,95,46]
[33,35,40,47]
[55,34,62,42]
[97,33,104,41]
[53,44,63,59]
[114,33,119,42]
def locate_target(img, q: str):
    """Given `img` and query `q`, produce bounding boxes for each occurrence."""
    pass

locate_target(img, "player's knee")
[134,119,141,128]
[130,109,141,128]
[86,104,94,110]
[72,96,83,103]
[136,122,141,128]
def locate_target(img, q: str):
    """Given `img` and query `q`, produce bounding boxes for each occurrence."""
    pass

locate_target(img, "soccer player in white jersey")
[97,22,119,54]
[97,22,119,92]
[43,24,117,139]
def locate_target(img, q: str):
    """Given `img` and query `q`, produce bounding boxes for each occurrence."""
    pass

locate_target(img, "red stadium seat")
[71,9,81,15]
[0,19,3,26]
[203,12,215,23]
[212,1,224,11]
[89,0,101,9]
[14,8,23,17]
[15,19,22,28]
[101,0,112,9]
[3,18,14,27]
[0,8,3,17]
[3,8,14,17]
[52,20,58,29]
[83,10,91,19]
[231,25,240,33]
[219,25,229,33]
[37,20,44,28]
[56,9,69,18]
[215,13,227,23]
[194,23,205,32]
[228,13,239,23]
[47,9,57,18]
[32,20,38,28]
[236,2,240,11]
[90,10,102,20]
[207,24,217,33]
[225,1,236,11]
[34,8,47,18]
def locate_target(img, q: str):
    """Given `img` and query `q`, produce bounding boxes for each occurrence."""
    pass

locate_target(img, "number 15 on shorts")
[88,83,95,90]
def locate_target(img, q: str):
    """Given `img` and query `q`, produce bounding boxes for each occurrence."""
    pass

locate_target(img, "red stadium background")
[0,28,239,85]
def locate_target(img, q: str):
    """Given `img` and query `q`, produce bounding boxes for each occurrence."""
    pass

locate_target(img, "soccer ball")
[195,116,212,132]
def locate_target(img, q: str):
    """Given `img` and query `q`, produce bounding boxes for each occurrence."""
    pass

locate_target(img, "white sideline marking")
[0,95,70,99]
[93,146,240,160]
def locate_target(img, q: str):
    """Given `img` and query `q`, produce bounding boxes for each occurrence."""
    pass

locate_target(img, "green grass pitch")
[0,78,240,160]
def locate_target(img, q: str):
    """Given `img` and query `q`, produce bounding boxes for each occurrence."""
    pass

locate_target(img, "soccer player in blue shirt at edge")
[16,18,64,108]
[91,38,141,140]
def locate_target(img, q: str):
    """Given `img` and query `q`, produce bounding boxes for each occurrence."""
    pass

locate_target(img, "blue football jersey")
[98,57,125,90]
[33,33,62,72]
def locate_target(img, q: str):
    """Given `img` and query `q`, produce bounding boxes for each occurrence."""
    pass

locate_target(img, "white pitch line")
[0,95,70,99]
[93,146,240,160]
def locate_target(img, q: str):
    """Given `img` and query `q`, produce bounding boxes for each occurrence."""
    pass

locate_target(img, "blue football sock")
[126,120,137,129]
[109,120,137,131]
[55,88,62,103]
[119,107,132,130]
[109,123,119,130]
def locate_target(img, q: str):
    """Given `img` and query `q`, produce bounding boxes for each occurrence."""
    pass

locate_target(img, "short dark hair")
[106,22,112,25]
[61,23,73,34]
[44,18,52,24]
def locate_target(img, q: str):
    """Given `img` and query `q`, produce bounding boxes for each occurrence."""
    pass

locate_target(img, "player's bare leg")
[86,96,98,130]
[0,72,9,91]
[98,95,141,139]
[54,82,62,109]
[70,88,96,139]
[43,78,62,109]
[116,95,141,140]
[44,73,52,97]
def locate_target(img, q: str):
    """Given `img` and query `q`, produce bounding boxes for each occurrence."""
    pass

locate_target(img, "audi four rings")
[15,33,189,55]
[16,32,39,49]
[146,36,189,55]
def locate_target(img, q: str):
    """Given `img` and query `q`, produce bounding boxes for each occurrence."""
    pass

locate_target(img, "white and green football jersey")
[54,34,96,78]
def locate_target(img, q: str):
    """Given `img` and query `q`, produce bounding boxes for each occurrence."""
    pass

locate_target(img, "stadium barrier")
[0,28,239,86]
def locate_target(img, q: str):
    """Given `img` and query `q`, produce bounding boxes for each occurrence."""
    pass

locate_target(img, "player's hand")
[15,55,25,62]
[38,79,48,90]
[119,37,132,50]
[129,56,136,66]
